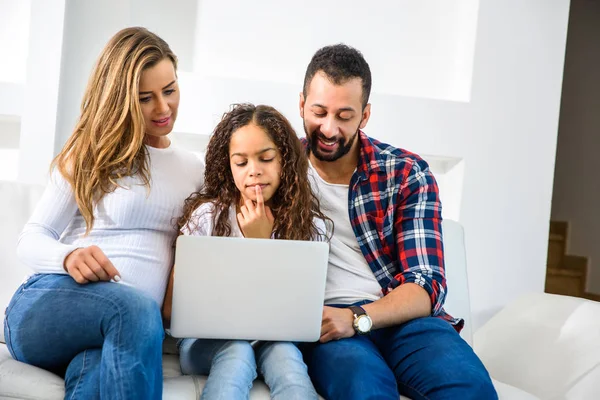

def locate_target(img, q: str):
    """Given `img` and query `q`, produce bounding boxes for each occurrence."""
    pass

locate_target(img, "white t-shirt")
[17,145,204,306]
[308,162,383,305]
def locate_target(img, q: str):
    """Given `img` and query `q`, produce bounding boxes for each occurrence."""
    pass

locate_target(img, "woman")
[3,27,203,399]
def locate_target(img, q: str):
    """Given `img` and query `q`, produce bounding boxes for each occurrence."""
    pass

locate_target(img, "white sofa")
[1,180,598,399]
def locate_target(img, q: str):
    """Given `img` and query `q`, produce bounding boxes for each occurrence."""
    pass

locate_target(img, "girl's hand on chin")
[237,185,275,239]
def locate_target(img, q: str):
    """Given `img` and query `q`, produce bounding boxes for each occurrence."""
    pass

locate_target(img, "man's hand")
[320,306,356,343]
[64,245,121,284]
[237,185,275,239]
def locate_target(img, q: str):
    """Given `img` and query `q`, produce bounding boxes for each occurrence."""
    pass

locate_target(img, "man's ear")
[299,92,305,118]
[359,103,371,129]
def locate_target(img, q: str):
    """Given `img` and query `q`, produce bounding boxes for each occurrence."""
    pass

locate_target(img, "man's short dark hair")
[303,44,372,109]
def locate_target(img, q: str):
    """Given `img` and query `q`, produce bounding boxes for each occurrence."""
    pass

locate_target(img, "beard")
[304,121,360,162]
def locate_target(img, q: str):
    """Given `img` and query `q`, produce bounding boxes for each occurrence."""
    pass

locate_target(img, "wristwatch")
[349,305,372,335]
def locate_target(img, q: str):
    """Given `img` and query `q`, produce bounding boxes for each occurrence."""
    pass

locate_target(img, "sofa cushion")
[491,379,539,400]
[0,343,64,399]
[475,292,600,399]
[2,342,536,400]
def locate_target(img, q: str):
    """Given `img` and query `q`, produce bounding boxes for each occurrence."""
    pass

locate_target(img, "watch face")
[357,316,372,332]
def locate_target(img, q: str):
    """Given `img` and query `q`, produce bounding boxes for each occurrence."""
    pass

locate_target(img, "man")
[299,44,497,400]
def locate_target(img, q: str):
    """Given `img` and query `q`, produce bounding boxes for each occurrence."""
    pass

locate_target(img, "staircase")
[545,221,600,301]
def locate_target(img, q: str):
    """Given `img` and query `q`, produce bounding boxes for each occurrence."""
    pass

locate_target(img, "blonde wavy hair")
[52,27,177,234]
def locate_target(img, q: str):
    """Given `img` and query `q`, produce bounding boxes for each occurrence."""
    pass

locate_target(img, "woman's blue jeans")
[3,274,164,400]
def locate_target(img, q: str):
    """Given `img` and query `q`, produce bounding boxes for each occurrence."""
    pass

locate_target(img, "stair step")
[563,255,588,271]
[546,220,589,299]
[550,221,568,237]
[547,240,565,269]
[547,267,584,278]
[584,292,600,302]
[545,272,585,297]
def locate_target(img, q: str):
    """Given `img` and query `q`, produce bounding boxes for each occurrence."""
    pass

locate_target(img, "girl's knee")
[216,340,255,363]
[258,342,308,380]
[259,342,302,364]
[211,341,258,382]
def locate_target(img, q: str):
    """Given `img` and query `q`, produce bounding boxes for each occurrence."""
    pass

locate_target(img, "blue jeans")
[300,305,498,400]
[3,274,164,400]
[178,338,317,400]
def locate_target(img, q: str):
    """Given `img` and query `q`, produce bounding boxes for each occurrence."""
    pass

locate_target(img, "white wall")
[0,0,30,166]
[0,116,20,181]
[193,0,479,102]
[17,0,66,184]
[0,2,30,115]
[551,0,600,294]
[12,0,570,330]
[446,0,568,327]
[0,0,31,85]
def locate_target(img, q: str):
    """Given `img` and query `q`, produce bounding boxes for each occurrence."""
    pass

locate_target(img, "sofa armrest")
[474,292,600,399]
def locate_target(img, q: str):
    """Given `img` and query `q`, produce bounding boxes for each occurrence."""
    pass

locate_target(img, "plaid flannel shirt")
[303,131,463,330]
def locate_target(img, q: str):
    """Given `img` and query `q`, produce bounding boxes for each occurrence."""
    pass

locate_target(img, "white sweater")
[17,145,204,306]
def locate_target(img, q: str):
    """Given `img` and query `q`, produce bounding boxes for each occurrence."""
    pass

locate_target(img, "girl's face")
[138,58,180,148]
[229,123,282,206]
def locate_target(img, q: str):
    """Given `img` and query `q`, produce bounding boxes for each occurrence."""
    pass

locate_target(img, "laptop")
[169,235,329,342]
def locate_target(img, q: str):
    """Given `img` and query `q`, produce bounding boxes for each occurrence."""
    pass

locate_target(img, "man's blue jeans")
[3,274,164,400]
[300,304,498,400]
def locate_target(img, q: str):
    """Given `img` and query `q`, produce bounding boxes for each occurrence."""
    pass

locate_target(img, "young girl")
[163,103,328,399]
[4,27,203,399]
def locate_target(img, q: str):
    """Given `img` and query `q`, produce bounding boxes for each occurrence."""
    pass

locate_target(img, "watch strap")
[349,305,366,318]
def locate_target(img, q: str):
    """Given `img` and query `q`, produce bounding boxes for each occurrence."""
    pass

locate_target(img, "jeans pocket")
[21,273,46,291]
[3,274,43,320]
[2,274,48,362]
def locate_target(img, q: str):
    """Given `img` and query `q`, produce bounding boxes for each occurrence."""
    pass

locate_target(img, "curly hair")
[177,103,329,241]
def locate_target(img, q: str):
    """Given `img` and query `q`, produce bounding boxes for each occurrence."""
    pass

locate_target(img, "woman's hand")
[64,245,121,284]
[237,185,274,239]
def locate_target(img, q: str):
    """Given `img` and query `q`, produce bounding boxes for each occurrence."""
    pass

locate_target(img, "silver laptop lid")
[170,235,329,342]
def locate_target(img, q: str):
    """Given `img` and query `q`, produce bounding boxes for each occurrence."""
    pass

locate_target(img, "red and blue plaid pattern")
[304,131,462,330]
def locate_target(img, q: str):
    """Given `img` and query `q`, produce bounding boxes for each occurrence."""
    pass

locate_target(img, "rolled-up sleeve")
[389,159,446,316]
